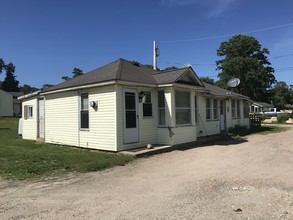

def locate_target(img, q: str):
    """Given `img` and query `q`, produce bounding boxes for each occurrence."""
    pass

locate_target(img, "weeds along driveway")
[1,127,293,219]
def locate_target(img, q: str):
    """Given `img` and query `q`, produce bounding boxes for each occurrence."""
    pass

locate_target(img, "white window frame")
[158,90,166,126]
[80,93,89,130]
[27,106,33,119]
[175,90,191,125]
[24,105,33,119]
[206,98,212,120]
[142,91,152,117]
[213,99,218,120]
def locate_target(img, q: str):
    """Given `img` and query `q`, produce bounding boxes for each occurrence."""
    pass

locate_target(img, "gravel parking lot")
[1,126,293,219]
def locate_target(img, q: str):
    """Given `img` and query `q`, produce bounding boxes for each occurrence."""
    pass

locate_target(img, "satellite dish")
[227,78,240,87]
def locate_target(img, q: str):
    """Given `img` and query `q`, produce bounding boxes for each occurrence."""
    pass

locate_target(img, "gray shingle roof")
[203,82,250,100]
[43,59,157,93]
[41,58,250,101]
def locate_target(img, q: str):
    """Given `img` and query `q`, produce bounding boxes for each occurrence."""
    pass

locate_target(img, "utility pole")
[153,40,160,70]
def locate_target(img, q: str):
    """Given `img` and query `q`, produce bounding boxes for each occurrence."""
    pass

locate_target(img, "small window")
[24,105,33,119]
[206,98,211,120]
[80,93,89,129]
[158,90,166,125]
[143,91,152,117]
[213,99,218,120]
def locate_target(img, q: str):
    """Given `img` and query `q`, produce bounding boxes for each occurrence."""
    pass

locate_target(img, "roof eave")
[40,81,116,95]
[18,91,41,100]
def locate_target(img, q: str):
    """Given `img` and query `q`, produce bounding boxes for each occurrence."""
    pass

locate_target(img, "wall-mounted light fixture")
[139,91,146,103]
[90,101,98,111]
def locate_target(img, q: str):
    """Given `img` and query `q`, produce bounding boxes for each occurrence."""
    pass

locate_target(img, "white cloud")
[161,0,239,17]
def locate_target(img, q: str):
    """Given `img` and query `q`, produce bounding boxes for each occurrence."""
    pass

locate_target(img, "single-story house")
[9,91,24,116]
[250,102,275,113]
[0,89,13,116]
[19,59,251,151]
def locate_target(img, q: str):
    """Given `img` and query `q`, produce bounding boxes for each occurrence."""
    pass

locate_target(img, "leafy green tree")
[164,66,178,71]
[19,84,39,94]
[0,58,5,73]
[271,81,291,109]
[216,34,275,101]
[1,62,19,92]
[200,77,215,85]
[42,84,55,89]
[61,76,70,81]
[72,67,83,78]
[62,67,83,81]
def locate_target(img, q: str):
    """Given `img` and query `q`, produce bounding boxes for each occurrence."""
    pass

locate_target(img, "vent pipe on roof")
[153,40,160,70]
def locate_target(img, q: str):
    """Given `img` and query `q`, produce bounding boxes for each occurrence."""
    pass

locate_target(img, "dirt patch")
[1,126,293,219]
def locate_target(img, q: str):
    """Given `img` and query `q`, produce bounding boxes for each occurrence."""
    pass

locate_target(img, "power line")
[271,53,293,59]
[158,61,216,66]
[159,22,293,43]
[275,67,293,72]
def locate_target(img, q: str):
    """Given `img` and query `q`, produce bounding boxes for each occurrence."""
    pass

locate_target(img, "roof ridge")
[152,67,189,75]
[116,59,124,80]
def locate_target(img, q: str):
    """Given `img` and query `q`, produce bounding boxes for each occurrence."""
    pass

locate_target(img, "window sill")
[175,124,194,127]
[206,119,219,122]
[157,125,167,128]
[80,129,90,132]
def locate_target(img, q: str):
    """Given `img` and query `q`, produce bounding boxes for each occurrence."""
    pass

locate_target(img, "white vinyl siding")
[45,85,117,151]
[22,98,38,140]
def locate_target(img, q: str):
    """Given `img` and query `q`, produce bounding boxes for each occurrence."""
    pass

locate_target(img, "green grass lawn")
[0,117,133,180]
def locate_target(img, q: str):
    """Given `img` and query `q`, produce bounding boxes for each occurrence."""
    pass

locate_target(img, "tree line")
[1,34,292,109]
[0,58,83,94]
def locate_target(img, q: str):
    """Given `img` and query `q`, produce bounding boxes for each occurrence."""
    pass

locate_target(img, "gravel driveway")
[1,126,293,219]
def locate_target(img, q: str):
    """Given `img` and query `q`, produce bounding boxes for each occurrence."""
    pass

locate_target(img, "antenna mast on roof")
[153,40,160,70]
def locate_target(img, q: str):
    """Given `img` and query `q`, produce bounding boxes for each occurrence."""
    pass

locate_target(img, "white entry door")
[123,89,139,144]
[220,100,226,132]
[38,98,45,139]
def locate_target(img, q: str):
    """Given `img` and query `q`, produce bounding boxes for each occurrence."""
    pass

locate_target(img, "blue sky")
[1,0,293,88]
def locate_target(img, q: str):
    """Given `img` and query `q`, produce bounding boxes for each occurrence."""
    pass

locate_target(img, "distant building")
[250,102,275,113]
[8,92,24,116]
[0,89,23,117]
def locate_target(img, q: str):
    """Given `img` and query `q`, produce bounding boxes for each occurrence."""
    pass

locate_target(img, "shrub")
[277,113,293,123]
[228,125,249,136]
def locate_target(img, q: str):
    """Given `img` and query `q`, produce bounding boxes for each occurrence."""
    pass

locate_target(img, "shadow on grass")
[0,128,10,130]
